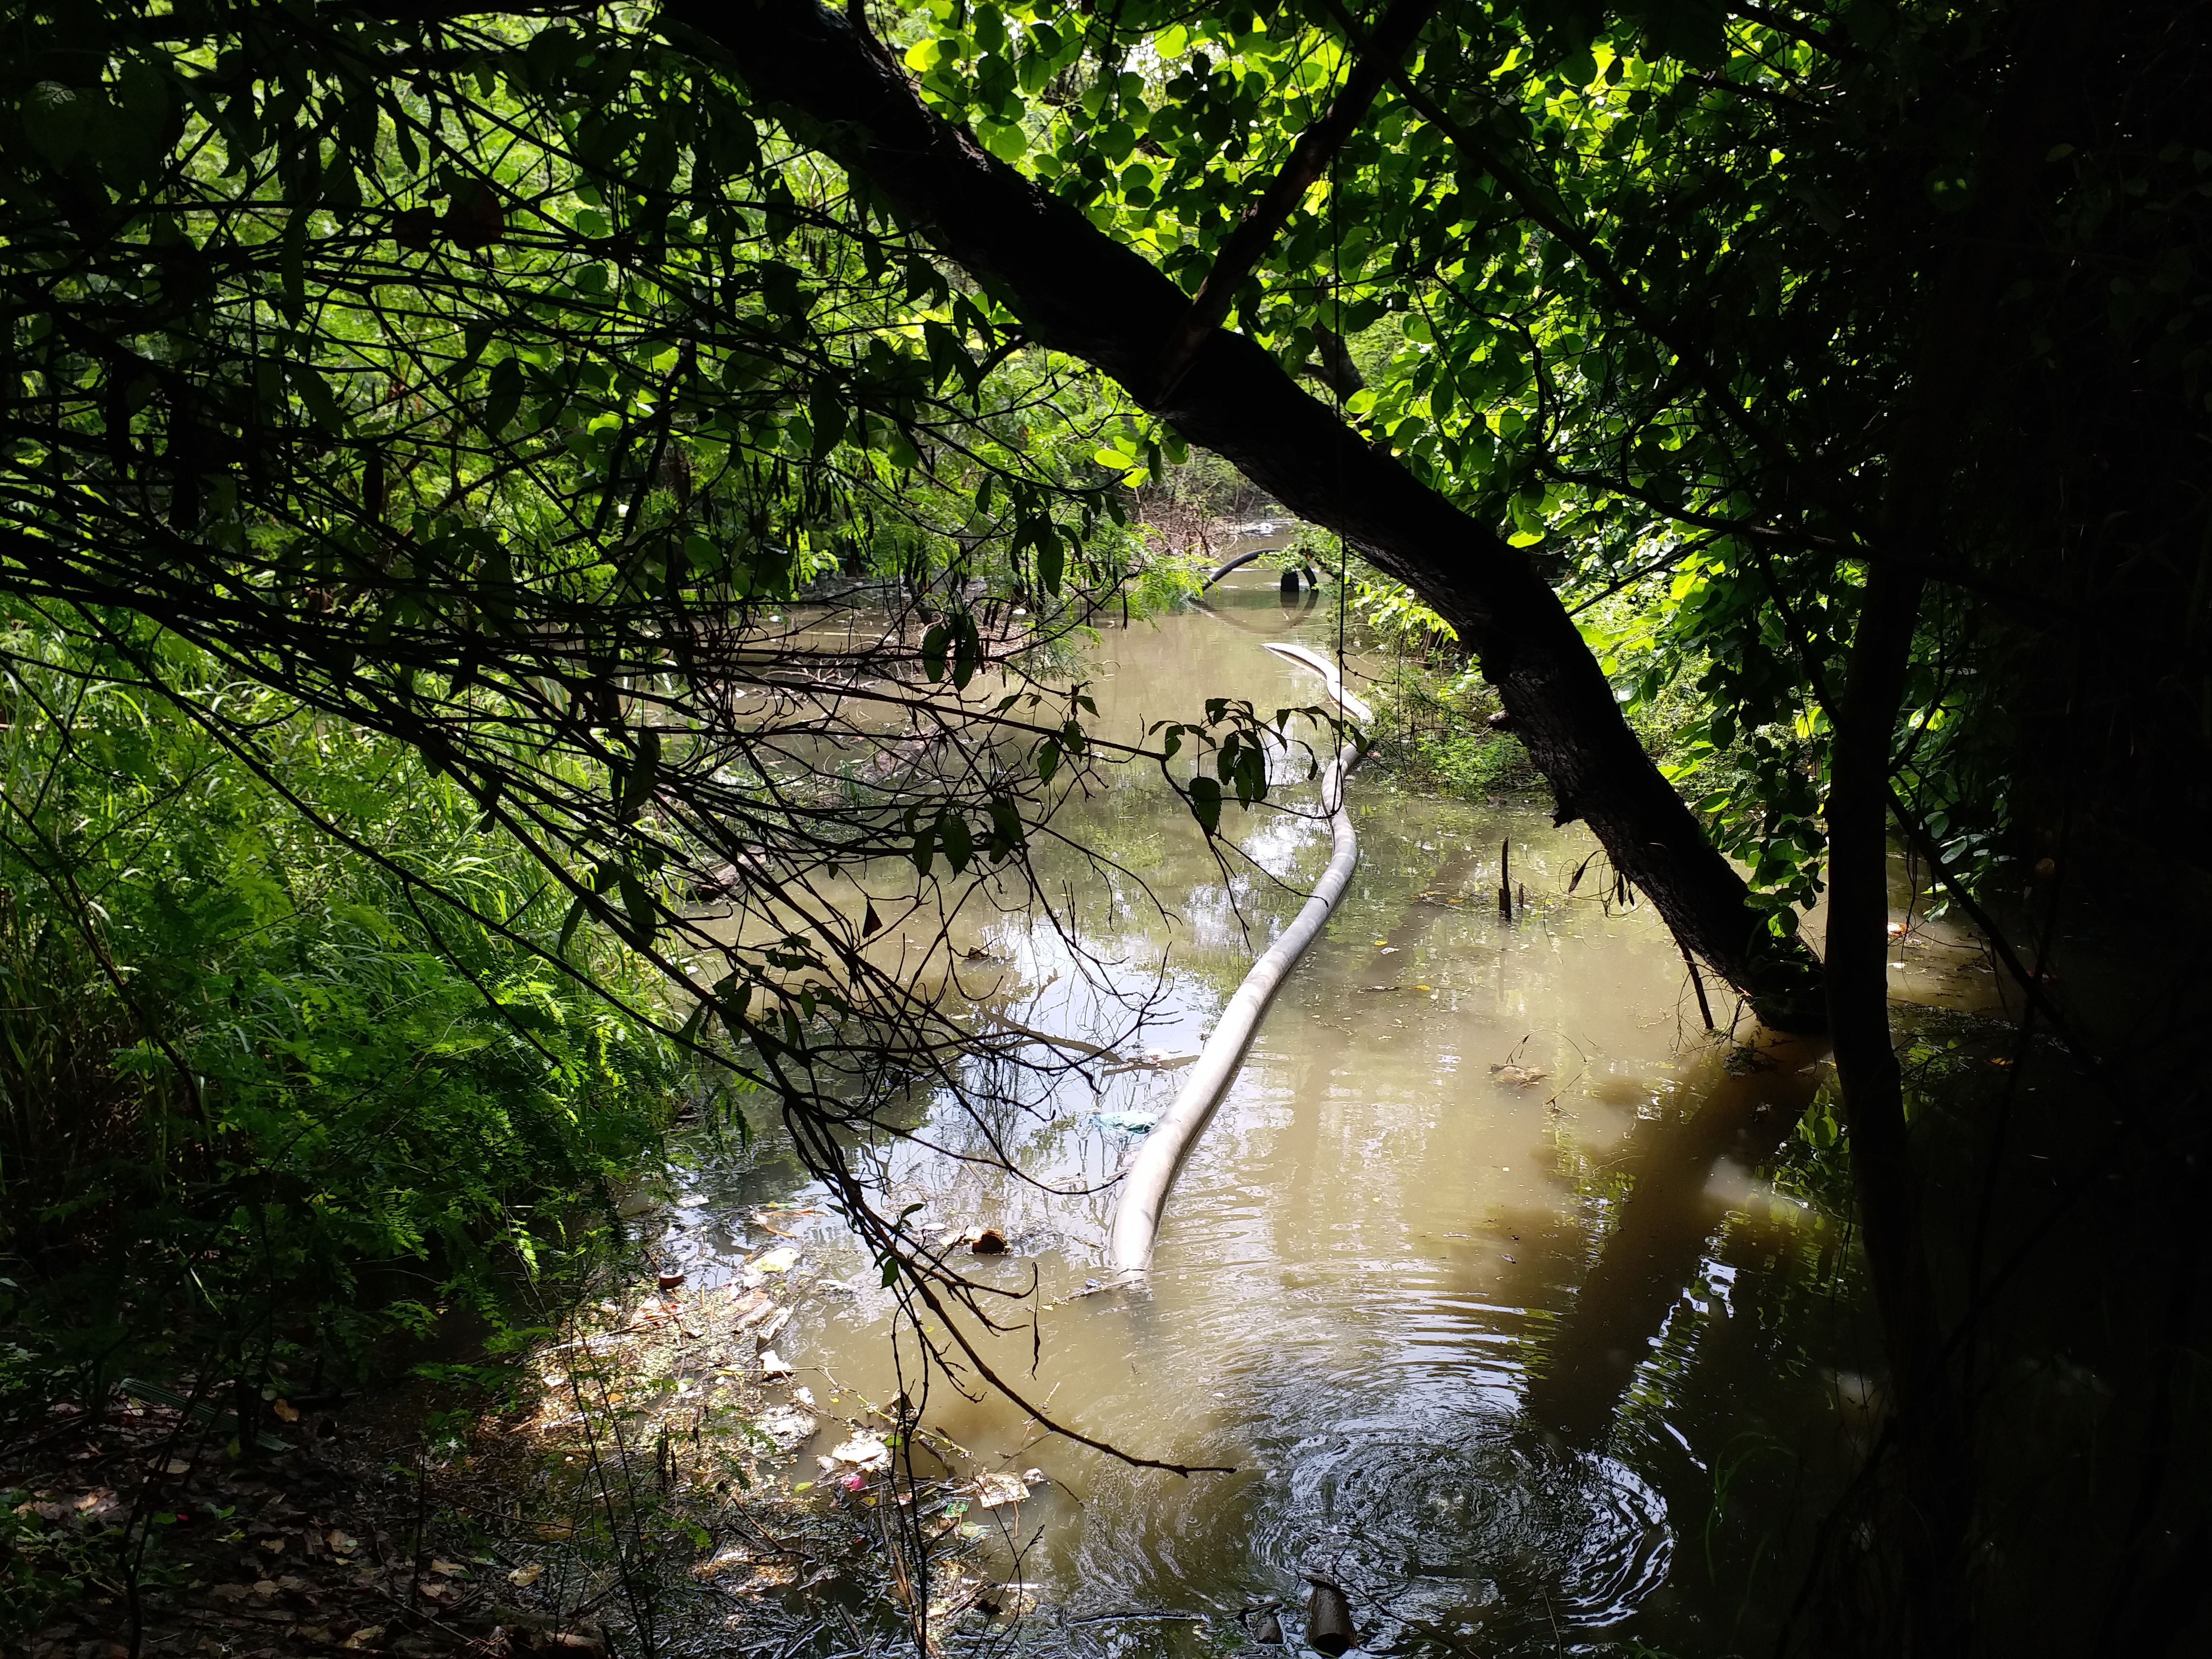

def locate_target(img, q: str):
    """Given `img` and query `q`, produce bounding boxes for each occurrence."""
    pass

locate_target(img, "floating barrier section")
[1105,644,1370,1277]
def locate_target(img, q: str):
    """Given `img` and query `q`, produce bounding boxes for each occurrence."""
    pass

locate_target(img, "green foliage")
[1365,656,1539,799]
[892,0,2211,918]
[0,610,674,1412]
[0,0,1170,1082]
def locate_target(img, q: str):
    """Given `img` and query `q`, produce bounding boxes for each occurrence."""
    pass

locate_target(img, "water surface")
[662,569,1889,1655]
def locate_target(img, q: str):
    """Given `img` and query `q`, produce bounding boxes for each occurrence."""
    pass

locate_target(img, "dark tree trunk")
[679,0,1827,1028]
[1825,555,1965,1644]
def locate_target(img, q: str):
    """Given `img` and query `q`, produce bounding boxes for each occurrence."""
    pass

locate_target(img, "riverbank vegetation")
[0,611,678,1404]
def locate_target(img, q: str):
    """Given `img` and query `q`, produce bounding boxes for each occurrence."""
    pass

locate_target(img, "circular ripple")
[1261,1425,1673,1635]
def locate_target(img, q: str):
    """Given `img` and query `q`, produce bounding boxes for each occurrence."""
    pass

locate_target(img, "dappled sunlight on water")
[655,568,1884,1655]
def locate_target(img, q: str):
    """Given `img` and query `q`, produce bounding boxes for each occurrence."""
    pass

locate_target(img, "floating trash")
[1093,1110,1162,1134]
[968,1470,1029,1508]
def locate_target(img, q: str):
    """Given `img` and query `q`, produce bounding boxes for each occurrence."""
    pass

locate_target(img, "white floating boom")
[1104,643,1371,1278]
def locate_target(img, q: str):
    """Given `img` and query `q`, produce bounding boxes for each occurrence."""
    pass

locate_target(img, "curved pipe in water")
[1200,548,1276,591]
[1201,550,1321,593]
[1105,643,1370,1279]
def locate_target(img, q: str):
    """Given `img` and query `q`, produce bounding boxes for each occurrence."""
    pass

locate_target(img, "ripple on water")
[1059,1400,1671,1651]
[1266,1428,1672,1636]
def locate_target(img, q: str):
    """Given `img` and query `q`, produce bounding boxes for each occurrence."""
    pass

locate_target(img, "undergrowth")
[0,609,678,1443]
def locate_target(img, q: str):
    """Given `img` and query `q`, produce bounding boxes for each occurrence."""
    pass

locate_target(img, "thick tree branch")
[676,0,1827,1028]
[1149,0,1438,399]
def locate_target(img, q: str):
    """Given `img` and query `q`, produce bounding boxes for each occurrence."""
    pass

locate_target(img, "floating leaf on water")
[1489,1064,1549,1087]
[967,1227,1009,1255]
[752,1247,800,1273]
[759,1348,794,1379]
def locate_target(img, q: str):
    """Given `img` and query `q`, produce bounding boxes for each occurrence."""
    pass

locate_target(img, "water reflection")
[656,567,1879,1654]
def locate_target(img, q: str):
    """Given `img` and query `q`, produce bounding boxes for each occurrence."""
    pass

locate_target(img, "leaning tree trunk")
[677,0,1826,1028]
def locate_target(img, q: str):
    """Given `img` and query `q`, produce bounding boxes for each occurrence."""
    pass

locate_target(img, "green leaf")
[481,356,525,435]
[807,381,846,457]
[556,893,590,957]
[616,870,656,948]
[1188,774,1222,835]
[938,811,972,874]
[289,365,344,433]
[23,82,88,169]
[616,727,660,818]
[951,613,981,690]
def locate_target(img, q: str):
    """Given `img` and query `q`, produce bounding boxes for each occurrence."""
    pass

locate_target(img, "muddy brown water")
[652,566,1990,1656]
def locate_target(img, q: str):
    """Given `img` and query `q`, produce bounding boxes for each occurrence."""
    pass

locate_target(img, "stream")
[646,564,2001,1657]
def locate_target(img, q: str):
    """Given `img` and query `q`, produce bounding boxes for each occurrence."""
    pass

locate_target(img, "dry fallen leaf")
[341,1625,385,1650]
[326,1529,360,1555]
[429,1559,469,1578]
[258,1537,287,1554]
[270,1398,300,1423]
[508,1562,545,1587]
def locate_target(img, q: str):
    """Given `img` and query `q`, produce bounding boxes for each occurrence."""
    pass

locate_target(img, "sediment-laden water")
[648,564,1997,1657]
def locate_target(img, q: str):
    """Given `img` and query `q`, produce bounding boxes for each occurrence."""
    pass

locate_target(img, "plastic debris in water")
[1093,1110,1162,1134]
[830,1433,891,1470]
[969,1470,1029,1508]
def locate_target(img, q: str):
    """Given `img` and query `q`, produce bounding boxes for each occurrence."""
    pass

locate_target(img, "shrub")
[0,612,676,1416]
